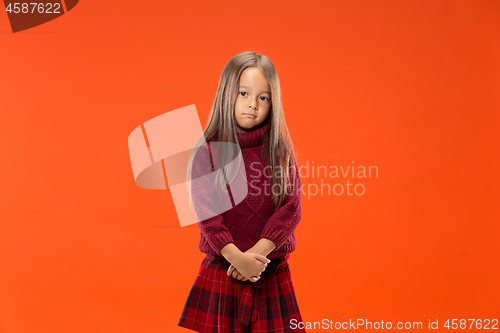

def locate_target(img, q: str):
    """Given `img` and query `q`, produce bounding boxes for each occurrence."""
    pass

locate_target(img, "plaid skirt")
[178,253,306,333]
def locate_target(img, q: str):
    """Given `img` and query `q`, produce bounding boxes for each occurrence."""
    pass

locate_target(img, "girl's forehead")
[239,67,271,94]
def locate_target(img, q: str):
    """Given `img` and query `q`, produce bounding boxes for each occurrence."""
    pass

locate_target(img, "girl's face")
[234,67,271,133]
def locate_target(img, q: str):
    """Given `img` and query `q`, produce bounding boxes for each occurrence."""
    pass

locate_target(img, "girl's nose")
[249,97,259,109]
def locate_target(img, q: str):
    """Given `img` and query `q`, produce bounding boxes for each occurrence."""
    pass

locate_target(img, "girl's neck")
[235,126,248,133]
[236,121,268,134]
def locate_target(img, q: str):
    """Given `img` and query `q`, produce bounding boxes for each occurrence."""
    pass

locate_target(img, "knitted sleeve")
[259,151,303,251]
[190,143,235,256]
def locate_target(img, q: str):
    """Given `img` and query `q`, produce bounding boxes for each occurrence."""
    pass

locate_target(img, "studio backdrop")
[1,0,499,332]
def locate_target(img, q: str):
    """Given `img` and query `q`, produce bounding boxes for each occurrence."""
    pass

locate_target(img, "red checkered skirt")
[178,253,306,332]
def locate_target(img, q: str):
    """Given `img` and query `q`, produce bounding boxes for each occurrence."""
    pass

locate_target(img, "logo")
[128,104,248,227]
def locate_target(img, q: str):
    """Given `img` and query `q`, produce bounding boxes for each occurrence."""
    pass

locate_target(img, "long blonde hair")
[187,51,298,212]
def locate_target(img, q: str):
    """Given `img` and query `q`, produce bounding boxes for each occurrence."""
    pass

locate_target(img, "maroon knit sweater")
[191,121,302,260]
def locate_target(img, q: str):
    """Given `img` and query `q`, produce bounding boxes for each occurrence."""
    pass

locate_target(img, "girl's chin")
[236,124,256,133]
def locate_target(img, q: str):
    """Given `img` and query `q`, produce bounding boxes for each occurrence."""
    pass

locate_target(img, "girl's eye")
[239,92,270,101]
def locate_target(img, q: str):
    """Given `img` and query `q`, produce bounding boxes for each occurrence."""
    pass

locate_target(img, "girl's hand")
[229,252,270,282]
[227,265,249,281]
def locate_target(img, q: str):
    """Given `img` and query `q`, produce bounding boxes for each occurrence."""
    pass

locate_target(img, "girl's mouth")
[243,113,256,118]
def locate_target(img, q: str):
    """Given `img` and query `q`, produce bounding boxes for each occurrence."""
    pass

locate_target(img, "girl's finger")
[227,266,235,276]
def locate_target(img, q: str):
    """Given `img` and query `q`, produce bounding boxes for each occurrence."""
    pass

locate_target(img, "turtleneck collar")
[235,122,270,149]
[212,121,270,149]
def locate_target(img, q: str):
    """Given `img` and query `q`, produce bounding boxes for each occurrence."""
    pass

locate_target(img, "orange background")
[1,1,499,332]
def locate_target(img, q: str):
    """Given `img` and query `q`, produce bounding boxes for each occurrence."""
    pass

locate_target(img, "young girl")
[178,51,306,333]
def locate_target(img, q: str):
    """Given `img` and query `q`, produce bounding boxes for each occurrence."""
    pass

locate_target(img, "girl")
[178,51,305,333]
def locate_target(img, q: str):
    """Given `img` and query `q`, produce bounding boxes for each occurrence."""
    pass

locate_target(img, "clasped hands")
[227,251,270,282]
[221,238,276,283]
